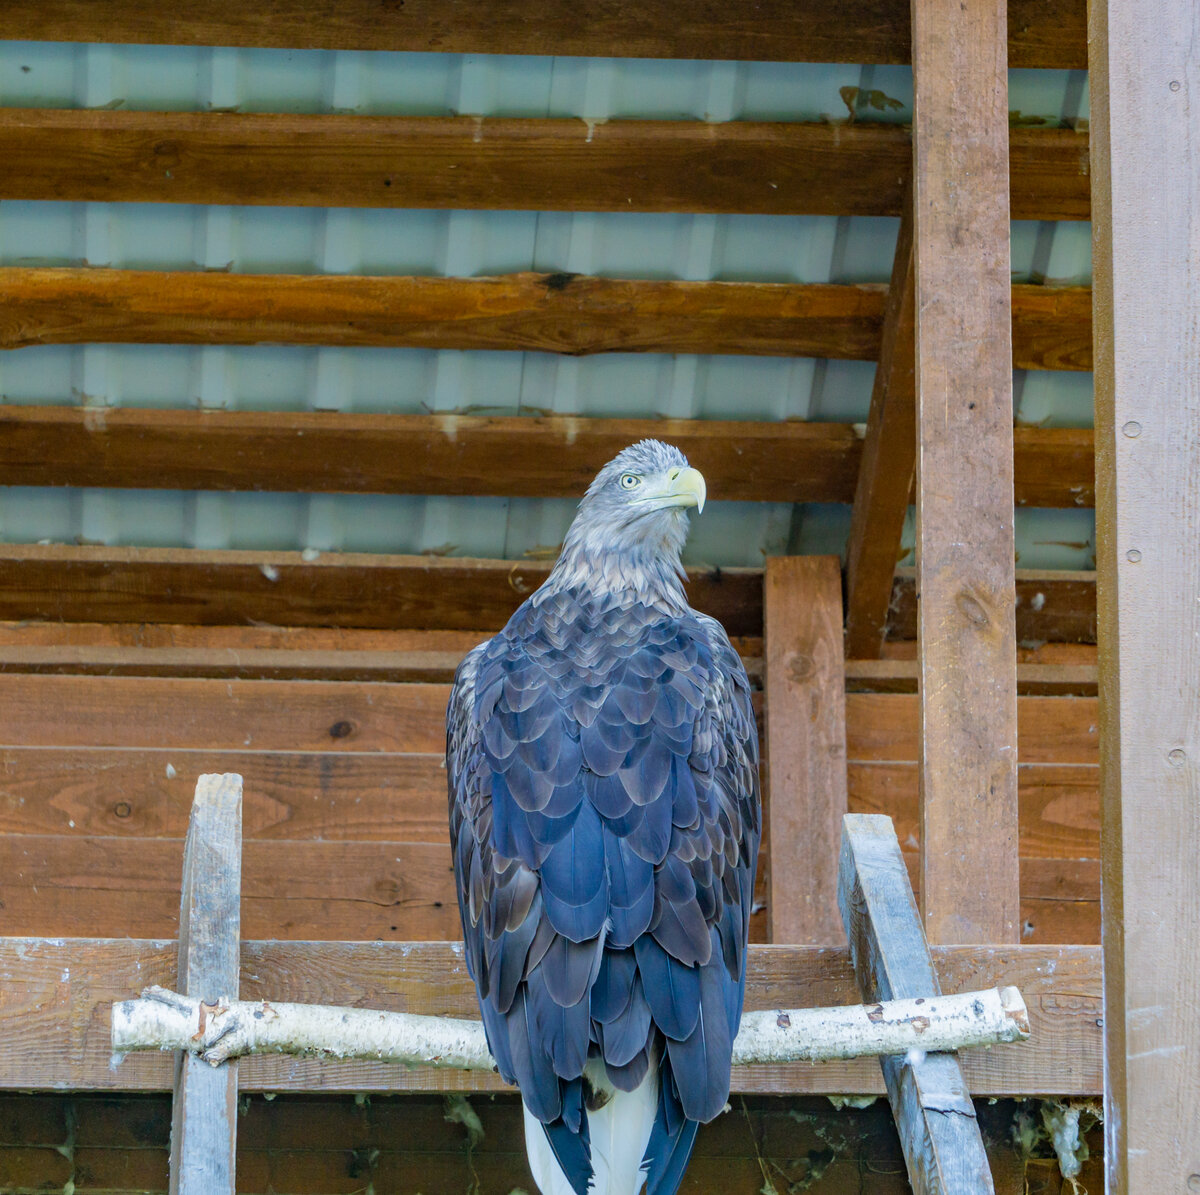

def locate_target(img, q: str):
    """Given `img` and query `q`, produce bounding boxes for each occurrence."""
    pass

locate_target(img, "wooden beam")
[888,570,1097,644]
[0,111,1090,220]
[845,658,1097,697]
[0,938,1102,1095]
[911,0,1020,944]
[838,814,996,1193]
[170,774,241,1195]
[0,546,763,635]
[0,408,1093,505]
[0,0,1087,67]
[764,557,848,944]
[844,185,917,659]
[1089,0,1200,1183]
[0,270,1093,370]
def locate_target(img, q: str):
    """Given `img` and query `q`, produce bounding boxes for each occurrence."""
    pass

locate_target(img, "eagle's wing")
[447,600,760,1195]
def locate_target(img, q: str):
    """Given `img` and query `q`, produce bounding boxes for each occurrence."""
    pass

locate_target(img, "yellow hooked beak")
[662,466,706,514]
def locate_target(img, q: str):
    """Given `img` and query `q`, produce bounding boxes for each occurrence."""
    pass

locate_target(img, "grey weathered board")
[170,774,242,1195]
[838,814,995,1194]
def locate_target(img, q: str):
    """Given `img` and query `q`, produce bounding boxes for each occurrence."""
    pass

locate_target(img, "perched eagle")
[446,440,761,1195]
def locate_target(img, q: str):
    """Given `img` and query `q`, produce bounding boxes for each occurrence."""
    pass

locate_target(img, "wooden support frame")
[839,814,995,1193]
[764,557,848,944]
[170,774,242,1195]
[844,184,917,658]
[1089,0,1200,1184]
[911,0,1020,945]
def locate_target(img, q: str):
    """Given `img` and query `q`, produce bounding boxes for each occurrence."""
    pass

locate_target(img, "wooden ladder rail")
[839,813,998,1194]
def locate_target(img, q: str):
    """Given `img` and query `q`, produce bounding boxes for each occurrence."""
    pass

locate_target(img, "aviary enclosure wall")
[0,3,1106,1191]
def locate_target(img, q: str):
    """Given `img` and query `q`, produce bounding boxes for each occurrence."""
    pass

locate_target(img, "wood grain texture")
[844,185,917,658]
[912,0,1020,947]
[888,570,1097,644]
[1090,0,1200,1184]
[838,815,994,1194]
[171,774,241,1195]
[0,938,1102,1095]
[0,111,1090,220]
[0,0,1087,66]
[0,837,460,941]
[0,407,1094,507]
[845,658,1098,697]
[764,557,848,944]
[0,545,764,637]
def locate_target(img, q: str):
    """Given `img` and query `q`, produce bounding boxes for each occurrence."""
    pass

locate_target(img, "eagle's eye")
[619,473,641,490]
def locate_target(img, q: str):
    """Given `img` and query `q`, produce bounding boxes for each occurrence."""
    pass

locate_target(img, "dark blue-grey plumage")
[447,440,760,1195]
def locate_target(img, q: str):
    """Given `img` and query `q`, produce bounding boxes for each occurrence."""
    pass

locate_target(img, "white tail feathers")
[523,1055,659,1195]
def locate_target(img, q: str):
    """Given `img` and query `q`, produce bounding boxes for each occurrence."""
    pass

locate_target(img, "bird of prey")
[446,440,760,1195]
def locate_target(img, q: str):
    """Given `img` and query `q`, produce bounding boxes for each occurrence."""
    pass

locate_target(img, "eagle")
[446,440,761,1195]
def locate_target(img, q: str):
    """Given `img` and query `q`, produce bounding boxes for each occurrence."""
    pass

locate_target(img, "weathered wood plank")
[0,546,764,637]
[0,407,1094,506]
[0,938,1102,1094]
[764,557,848,944]
[912,0,1020,947]
[888,570,1097,644]
[845,658,1098,696]
[844,694,1098,766]
[0,0,1087,67]
[1090,0,1200,1184]
[0,837,461,942]
[844,185,917,658]
[838,814,994,1193]
[171,774,241,1195]
[0,673,447,753]
[0,112,1090,220]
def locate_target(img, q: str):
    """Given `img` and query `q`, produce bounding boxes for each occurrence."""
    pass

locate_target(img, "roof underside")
[0,41,1094,570]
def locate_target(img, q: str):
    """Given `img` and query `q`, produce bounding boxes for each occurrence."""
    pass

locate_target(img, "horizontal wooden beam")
[0,938,1101,1095]
[0,408,1095,506]
[0,546,1098,641]
[846,658,1098,696]
[888,570,1097,644]
[0,111,1090,220]
[0,0,1086,67]
[0,270,1092,371]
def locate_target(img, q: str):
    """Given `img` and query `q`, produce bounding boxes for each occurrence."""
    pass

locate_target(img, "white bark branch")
[111,984,1029,1070]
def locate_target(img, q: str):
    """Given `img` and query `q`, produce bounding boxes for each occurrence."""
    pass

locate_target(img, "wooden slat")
[845,658,1098,696]
[0,407,1095,506]
[844,185,917,658]
[912,0,1020,946]
[1090,0,1200,1183]
[0,748,449,842]
[0,938,1102,1095]
[0,271,1093,371]
[838,815,995,1193]
[0,0,1087,67]
[888,569,1097,644]
[170,774,241,1195]
[0,673,447,753]
[764,557,847,944]
[844,695,1098,766]
[0,837,461,942]
[0,545,764,637]
[0,111,1091,220]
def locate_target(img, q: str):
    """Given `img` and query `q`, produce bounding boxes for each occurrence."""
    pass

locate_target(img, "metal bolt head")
[1126,549,1142,563]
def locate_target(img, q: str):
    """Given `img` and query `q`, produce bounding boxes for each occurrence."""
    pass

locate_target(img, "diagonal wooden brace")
[838,814,997,1194]
[170,773,243,1195]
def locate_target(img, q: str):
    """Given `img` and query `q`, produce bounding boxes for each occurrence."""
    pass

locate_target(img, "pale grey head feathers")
[546,440,707,604]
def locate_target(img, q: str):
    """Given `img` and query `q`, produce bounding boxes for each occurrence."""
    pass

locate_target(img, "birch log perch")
[112,983,1029,1071]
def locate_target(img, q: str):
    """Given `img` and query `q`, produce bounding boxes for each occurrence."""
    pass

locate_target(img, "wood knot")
[113,801,132,819]
[956,590,990,627]
[329,720,355,739]
[787,652,816,683]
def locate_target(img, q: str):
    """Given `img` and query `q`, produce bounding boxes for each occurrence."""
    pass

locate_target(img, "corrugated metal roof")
[0,40,1093,569]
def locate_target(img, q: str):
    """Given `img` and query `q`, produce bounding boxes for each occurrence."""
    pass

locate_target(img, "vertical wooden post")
[764,556,848,943]
[911,0,1020,944]
[1089,0,1200,1185]
[838,814,995,1194]
[170,773,242,1195]
[844,182,917,659]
